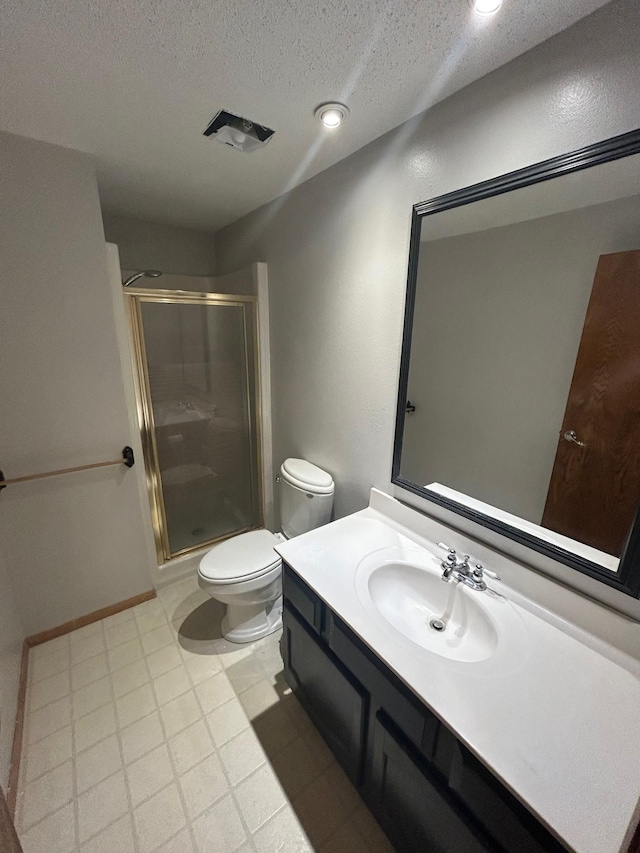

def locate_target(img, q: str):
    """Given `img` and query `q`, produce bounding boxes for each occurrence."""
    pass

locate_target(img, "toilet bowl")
[198,458,334,643]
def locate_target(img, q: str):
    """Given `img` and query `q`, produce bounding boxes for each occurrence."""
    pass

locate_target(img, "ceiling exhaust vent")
[203,110,275,153]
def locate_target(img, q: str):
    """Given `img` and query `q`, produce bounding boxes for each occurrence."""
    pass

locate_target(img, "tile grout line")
[232,635,316,851]
[22,605,171,850]
[27,668,71,715]
[167,594,263,852]
[16,651,34,821]
[136,609,200,853]
[104,613,142,853]
[56,607,181,848]
[16,667,73,846]
[222,645,303,849]
[17,662,76,842]
[193,691,254,851]
[21,589,182,847]
[22,712,195,844]
[20,580,356,853]
[179,615,264,853]
[21,609,150,848]
[70,627,83,853]
[154,635,246,845]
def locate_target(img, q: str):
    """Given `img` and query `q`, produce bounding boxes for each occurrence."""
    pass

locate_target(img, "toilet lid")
[281,458,334,494]
[199,529,281,583]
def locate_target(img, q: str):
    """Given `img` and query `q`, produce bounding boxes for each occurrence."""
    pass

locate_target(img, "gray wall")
[214,0,640,522]
[0,131,153,635]
[102,211,216,275]
[402,193,640,524]
[0,552,24,789]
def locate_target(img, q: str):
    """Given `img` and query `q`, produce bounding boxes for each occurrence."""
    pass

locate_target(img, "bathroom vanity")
[276,490,640,853]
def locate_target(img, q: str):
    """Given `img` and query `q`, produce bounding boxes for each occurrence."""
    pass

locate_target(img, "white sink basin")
[355,547,523,663]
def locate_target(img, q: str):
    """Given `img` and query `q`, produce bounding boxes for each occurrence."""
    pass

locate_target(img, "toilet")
[197,458,335,643]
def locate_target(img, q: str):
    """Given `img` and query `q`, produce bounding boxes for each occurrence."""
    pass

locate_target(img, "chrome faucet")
[440,547,470,578]
[438,543,500,591]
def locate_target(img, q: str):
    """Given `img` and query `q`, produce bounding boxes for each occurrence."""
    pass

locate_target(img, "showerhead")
[122,269,163,287]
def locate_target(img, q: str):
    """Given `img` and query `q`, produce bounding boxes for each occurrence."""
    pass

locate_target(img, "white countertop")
[275,494,640,853]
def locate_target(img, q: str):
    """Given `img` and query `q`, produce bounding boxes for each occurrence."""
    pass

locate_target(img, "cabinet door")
[436,731,566,853]
[282,604,366,783]
[326,610,439,762]
[283,564,323,633]
[371,712,495,853]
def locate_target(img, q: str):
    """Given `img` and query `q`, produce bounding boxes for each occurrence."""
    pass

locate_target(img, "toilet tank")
[279,458,334,539]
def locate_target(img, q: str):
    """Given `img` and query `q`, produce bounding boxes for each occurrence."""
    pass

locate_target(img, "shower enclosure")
[127,288,262,562]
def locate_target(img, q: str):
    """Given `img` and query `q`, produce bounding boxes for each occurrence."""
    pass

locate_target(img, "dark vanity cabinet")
[281,564,567,853]
[281,602,366,781]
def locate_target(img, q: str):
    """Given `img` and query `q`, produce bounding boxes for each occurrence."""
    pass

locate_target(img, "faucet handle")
[472,563,501,581]
[437,543,458,564]
[437,543,475,568]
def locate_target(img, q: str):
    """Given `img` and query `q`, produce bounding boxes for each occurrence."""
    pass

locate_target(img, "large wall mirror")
[393,129,640,598]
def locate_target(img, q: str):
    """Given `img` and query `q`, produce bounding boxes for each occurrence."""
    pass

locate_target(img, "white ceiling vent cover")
[203,110,275,153]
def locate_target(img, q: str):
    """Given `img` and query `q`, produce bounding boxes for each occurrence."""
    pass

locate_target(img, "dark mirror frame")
[393,128,640,599]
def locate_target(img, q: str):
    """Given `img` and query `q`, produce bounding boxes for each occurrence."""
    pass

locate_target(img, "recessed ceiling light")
[315,103,349,129]
[473,0,502,15]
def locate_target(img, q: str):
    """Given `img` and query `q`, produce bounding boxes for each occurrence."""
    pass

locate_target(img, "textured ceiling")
[0,0,611,232]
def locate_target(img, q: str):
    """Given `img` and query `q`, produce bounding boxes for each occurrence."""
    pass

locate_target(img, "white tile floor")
[15,575,395,853]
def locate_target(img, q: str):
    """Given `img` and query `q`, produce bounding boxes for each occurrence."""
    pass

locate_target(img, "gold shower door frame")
[126,288,263,563]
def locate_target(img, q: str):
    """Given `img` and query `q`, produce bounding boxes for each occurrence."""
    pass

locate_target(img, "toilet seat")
[199,529,281,585]
[198,457,333,644]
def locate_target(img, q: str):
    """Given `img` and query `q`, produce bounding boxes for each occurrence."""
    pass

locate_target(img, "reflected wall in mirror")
[394,130,640,597]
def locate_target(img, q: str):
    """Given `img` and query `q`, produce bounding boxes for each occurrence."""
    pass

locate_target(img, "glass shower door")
[128,291,262,561]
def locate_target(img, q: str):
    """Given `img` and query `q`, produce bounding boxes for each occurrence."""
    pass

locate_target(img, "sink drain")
[429,618,446,632]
